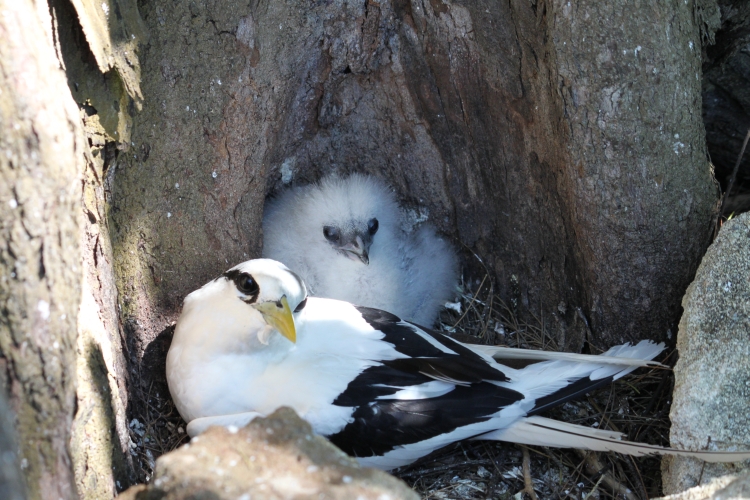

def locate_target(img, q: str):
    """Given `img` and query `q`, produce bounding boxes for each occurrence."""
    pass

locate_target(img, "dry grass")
[127,345,189,484]
[391,273,674,499]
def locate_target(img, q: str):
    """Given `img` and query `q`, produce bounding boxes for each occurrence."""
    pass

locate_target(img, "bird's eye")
[293,297,308,312]
[234,273,259,296]
[323,226,340,242]
[367,218,379,235]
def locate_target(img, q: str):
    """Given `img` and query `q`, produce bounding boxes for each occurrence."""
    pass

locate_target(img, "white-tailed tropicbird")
[166,259,750,470]
[261,174,458,326]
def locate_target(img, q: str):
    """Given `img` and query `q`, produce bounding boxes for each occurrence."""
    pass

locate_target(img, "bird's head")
[176,259,308,349]
[315,174,400,265]
[322,217,379,265]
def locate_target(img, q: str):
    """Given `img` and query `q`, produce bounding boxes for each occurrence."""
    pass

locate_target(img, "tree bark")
[551,1,719,345]
[70,93,136,498]
[47,0,144,493]
[0,0,141,496]
[0,1,83,497]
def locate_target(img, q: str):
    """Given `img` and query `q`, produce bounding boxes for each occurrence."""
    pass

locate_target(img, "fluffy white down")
[262,174,458,326]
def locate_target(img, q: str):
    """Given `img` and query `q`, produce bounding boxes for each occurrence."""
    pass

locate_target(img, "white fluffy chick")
[262,174,458,326]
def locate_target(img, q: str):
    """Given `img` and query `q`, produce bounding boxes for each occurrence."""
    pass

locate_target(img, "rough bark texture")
[69,106,135,496]
[0,0,142,497]
[0,0,83,497]
[553,1,719,345]
[50,0,145,494]
[703,0,750,211]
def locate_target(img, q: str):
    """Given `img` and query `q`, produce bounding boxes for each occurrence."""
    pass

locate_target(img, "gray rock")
[118,407,418,500]
[712,471,750,499]
[662,213,750,494]
[656,473,750,500]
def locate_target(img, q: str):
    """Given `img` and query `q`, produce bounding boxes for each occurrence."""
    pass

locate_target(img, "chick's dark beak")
[340,234,371,265]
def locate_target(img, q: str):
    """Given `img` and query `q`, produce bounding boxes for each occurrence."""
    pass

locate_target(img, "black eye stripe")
[224,269,242,282]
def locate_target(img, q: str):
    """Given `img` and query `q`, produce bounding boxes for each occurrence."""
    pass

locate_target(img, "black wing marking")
[356,307,447,357]
[385,356,506,385]
[328,364,524,457]
[528,375,616,416]
[332,363,431,406]
[356,306,510,383]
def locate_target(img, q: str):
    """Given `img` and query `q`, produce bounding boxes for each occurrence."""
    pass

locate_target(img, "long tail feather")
[467,341,666,368]
[477,416,750,463]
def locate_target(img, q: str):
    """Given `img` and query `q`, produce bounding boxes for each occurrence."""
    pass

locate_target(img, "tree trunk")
[48,0,144,494]
[551,1,719,345]
[0,0,141,497]
[0,1,82,497]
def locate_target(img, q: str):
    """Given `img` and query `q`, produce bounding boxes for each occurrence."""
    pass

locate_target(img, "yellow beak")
[252,295,296,343]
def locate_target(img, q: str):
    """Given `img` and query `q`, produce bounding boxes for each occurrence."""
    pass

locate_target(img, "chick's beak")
[346,247,369,265]
[341,235,370,265]
[252,295,296,343]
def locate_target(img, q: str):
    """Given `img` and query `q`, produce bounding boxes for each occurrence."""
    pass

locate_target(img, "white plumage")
[262,174,458,326]
[166,259,750,470]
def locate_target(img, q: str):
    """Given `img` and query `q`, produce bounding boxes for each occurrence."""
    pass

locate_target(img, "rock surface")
[657,472,750,500]
[118,407,418,500]
[663,212,750,494]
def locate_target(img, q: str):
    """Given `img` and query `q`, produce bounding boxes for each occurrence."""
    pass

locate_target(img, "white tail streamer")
[477,416,750,463]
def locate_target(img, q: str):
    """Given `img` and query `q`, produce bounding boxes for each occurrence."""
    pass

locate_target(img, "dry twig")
[577,450,639,500]
[521,446,538,500]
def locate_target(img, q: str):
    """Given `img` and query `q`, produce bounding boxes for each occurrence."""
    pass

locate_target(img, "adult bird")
[261,174,458,326]
[166,259,750,470]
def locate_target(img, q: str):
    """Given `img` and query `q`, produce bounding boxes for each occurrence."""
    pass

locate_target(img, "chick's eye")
[323,226,340,242]
[235,273,259,296]
[367,218,379,235]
